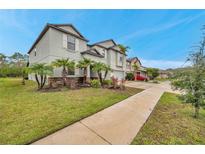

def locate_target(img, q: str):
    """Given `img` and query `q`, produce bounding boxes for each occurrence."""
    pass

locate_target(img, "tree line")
[0,52,28,77]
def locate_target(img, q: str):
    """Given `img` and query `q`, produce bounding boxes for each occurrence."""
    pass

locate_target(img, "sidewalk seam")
[79,121,112,145]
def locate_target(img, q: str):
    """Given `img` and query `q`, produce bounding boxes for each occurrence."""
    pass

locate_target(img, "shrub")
[103,80,112,86]
[126,72,134,80]
[90,79,101,88]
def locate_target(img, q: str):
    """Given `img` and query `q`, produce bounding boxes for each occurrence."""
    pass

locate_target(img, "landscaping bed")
[132,92,205,144]
[0,78,143,144]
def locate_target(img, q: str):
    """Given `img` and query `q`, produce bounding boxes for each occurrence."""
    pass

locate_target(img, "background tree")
[29,63,53,90]
[118,44,130,54]
[0,53,7,67]
[0,52,28,78]
[171,31,205,118]
[9,52,25,67]
[146,68,159,80]
[76,58,92,84]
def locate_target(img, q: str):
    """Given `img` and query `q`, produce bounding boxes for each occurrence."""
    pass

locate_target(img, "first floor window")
[67,36,75,51]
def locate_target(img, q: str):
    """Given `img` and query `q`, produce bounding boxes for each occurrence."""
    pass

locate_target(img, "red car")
[135,74,148,81]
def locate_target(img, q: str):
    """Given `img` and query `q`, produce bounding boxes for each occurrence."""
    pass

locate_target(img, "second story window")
[67,36,75,51]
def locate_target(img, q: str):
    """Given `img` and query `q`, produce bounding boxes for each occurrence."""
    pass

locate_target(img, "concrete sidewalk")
[32,82,175,145]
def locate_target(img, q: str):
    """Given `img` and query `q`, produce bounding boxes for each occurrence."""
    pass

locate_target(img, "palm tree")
[29,63,53,90]
[52,58,75,86]
[118,44,130,54]
[92,62,111,86]
[52,58,71,77]
[66,60,75,75]
[76,58,93,84]
[92,62,105,85]
[103,65,112,80]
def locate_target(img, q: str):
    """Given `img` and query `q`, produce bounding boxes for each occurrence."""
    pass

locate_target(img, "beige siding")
[29,30,50,64]
[58,25,81,37]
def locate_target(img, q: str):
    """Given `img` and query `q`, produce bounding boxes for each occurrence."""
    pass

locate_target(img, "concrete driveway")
[32,81,179,145]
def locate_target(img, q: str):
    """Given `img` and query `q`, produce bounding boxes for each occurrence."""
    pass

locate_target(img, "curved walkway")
[32,81,178,145]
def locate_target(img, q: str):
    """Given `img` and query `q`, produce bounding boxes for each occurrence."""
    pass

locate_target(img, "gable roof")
[81,48,104,58]
[108,45,126,55]
[27,23,88,54]
[50,24,86,40]
[91,40,126,55]
[127,57,142,65]
[92,39,117,47]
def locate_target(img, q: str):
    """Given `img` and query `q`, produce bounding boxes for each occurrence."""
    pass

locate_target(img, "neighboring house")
[126,57,147,80]
[28,23,126,81]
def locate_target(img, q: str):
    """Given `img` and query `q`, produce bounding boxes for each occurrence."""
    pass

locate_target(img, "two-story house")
[126,57,148,80]
[28,23,126,81]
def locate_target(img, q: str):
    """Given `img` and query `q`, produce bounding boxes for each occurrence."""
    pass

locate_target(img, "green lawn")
[132,92,205,145]
[0,78,143,144]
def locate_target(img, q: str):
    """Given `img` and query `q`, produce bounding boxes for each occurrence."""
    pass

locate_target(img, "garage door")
[113,71,124,80]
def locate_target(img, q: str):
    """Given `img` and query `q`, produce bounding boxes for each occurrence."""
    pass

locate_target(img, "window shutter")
[75,39,79,51]
[63,34,67,48]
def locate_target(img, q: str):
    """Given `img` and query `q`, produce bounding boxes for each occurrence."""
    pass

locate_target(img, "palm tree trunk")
[84,68,87,84]
[35,74,40,89]
[40,75,43,89]
[103,70,108,80]
[98,71,103,86]
[42,75,47,88]
[62,66,67,86]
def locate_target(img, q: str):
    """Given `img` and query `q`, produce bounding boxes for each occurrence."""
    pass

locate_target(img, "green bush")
[90,79,101,88]
[103,79,112,86]
[0,66,24,77]
[126,72,134,80]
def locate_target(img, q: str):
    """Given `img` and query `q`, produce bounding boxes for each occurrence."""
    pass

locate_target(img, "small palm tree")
[118,44,130,54]
[103,65,112,80]
[92,62,105,85]
[29,63,53,90]
[52,58,71,77]
[76,58,93,83]
[66,60,75,75]
[92,62,111,86]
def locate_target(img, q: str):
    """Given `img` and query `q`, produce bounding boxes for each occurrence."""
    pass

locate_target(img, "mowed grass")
[0,78,143,144]
[132,92,205,145]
